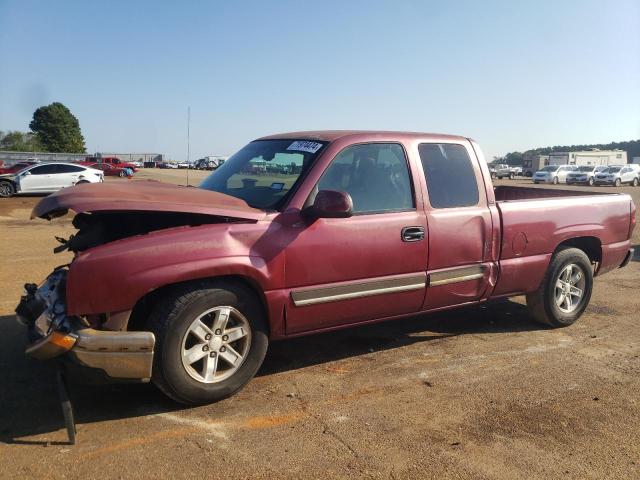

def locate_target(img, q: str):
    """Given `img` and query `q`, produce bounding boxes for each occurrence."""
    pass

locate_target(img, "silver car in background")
[532,164,578,184]
[594,165,640,187]
[566,165,608,186]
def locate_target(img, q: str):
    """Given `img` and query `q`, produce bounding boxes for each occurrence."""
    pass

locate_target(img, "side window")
[418,143,479,208]
[317,143,414,213]
[56,164,84,173]
[29,164,58,175]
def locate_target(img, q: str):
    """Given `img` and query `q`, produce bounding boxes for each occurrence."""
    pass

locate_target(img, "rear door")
[416,142,495,310]
[55,164,85,187]
[283,142,428,334]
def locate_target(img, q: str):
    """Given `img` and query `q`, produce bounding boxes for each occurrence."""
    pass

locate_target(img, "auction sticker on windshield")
[287,141,323,154]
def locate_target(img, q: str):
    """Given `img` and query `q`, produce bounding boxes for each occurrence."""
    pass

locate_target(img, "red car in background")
[79,156,137,172]
[0,161,39,175]
[89,163,133,178]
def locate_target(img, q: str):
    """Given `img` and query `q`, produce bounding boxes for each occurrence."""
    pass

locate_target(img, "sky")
[0,0,639,161]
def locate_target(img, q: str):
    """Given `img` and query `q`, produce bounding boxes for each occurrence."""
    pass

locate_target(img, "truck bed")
[494,185,614,201]
[491,185,634,298]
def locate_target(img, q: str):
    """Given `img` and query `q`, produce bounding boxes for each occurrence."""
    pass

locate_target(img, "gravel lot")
[0,172,638,479]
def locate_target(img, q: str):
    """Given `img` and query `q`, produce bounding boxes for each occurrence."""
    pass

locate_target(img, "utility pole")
[186,106,191,186]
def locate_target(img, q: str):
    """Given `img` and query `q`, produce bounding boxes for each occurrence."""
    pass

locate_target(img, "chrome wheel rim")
[181,306,251,384]
[0,182,12,197]
[554,263,586,313]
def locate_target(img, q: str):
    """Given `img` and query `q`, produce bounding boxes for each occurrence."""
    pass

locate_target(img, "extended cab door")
[283,142,428,334]
[416,142,496,310]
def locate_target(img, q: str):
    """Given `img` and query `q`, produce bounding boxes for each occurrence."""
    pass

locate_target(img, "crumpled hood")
[32,180,266,221]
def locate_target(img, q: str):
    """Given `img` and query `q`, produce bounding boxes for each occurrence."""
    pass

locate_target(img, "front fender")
[65,222,283,315]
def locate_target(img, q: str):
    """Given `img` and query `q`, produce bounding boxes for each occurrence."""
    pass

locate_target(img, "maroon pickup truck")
[16,131,636,405]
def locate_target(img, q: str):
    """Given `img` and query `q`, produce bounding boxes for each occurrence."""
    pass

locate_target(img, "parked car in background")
[131,160,143,168]
[89,163,133,178]
[16,131,635,405]
[594,165,640,187]
[0,160,39,175]
[566,165,608,186]
[79,156,138,172]
[510,166,523,176]
[489,163,514,179]
[0,162,103,197]
[533,164,578,184]
[178,162,190,169]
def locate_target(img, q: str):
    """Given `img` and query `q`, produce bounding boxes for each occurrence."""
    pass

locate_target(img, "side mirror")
[303,190,353,219]
[22,171,32,176]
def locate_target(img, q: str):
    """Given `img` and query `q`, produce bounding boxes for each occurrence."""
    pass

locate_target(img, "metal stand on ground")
[56,366,76,445]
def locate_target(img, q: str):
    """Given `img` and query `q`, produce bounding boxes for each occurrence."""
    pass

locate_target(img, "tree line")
[0,102,85,153]
[494,140,640,166]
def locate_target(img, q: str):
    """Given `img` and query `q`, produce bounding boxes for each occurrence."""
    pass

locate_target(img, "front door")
[284,142,428,334]
[18,164,58,192]
[416,142,494,310]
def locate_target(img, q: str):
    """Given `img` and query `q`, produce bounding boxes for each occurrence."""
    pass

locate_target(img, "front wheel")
[0,180,15,198]
[509,172,515,180]
[526,247,593,327]
[588,177,594,186]
[552,176,559,185]
[148,280,268,405]
[614,178,621,187]
[633,177,639,187]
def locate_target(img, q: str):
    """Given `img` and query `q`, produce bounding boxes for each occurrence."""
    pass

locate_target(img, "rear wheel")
[633,177,639,187]
[615,178,621,187]
[552,176,559,185]
[147,280,268,405]
[0,180,15,198]
[588,177,594,186]
[526,247,593,327]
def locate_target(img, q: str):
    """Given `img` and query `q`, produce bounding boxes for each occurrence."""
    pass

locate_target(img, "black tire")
[526,247,593,327]
[552,176,559,185]
[509,172,515,180]
[614,178,621,187]
[533,181,539,184]
[147,280,268,405]
[0,180,15,198]
[633,177,639,187]
[491,172,496,180]
[588,177,594,186]
[119,170,126,178]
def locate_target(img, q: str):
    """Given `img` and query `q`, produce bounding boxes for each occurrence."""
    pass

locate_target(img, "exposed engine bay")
[54,211,235,253]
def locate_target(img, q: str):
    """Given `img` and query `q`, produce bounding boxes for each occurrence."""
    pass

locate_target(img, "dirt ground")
[0,172,638,479]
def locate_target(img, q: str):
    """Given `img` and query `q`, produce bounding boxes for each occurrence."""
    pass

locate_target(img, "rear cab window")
[418,143,479,208]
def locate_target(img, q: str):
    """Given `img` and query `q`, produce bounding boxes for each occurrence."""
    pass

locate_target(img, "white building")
[548,149,626,167]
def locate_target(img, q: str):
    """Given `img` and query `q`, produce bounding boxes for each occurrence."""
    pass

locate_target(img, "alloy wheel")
[554,263,586,314]
[180,306,251,384]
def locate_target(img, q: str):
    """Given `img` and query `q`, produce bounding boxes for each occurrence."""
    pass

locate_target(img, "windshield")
[540,166,557,172]
[578,166,594,172]
[199,139,327,209]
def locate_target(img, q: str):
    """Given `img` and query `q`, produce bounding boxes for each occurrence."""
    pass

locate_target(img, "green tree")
[0,130,43,151]
[29,102,86,153]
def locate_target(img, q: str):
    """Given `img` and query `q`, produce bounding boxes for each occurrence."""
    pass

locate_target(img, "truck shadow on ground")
[0,299,542,445]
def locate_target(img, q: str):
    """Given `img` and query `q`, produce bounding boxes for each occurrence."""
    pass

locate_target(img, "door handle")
[401,226,425,242]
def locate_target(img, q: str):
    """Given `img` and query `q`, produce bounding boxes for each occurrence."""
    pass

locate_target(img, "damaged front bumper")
[16,269,155,382]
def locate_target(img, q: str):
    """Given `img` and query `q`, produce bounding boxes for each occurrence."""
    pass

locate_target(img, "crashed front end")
[16,268,155,382]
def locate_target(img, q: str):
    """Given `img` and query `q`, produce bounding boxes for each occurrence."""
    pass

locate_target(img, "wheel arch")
[554,236,602,265]
[127,275,270,335]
